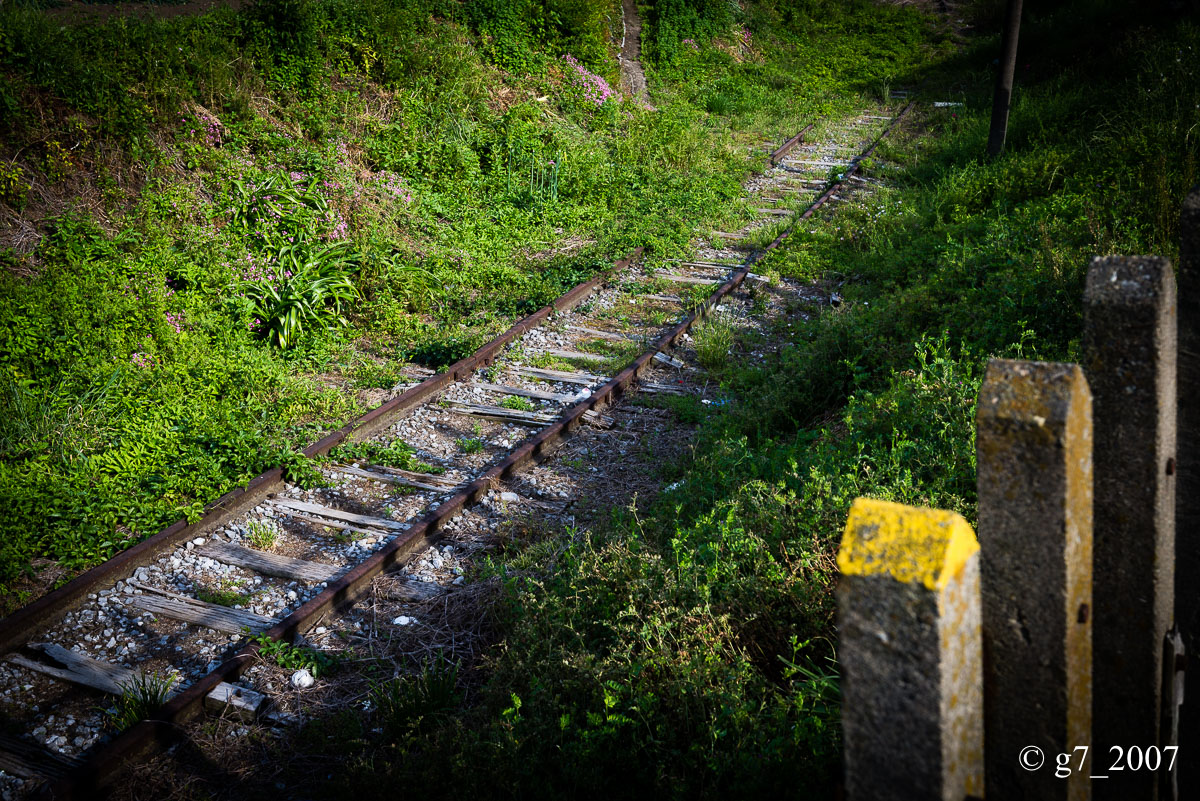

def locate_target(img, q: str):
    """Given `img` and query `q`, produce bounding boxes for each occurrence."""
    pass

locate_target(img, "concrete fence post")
[1177,187,1200,797]
[1083,255,1177,801]
[976,359,1093,801]
[837,497,983,801]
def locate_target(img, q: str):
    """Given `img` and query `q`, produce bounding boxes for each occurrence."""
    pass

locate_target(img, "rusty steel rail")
[769,122,815,165]
[0,248,640,661]
[45,262,757,798]
[790,103,911,225]
[35,105,912,799]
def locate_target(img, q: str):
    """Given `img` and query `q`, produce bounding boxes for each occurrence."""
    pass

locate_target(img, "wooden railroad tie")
[126,588,278,635]
[356,464,459,488]
[0,732,83,781]
[7,643,267,722]
[509,366,602,386]
[198,540,342,583]
[654,273,720,285]
[335,464,451,493]
[565,324,639,343]
[268,498,407,532]
[469,380,579,402]
[446,399,613,429]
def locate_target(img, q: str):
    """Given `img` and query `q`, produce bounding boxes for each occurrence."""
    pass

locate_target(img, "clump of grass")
[636,392,708,424]
[196,577,249,607]
[693,312,735,371]
[110,671,176,731]
[704,93,734,115]
[245,519,277,550]
[371,655,460,741]
[499,395,533,412]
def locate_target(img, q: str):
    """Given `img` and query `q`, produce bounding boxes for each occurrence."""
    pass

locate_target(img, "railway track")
[0,100,912,799]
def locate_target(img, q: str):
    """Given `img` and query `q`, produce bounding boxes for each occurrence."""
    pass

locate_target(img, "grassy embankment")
[0,0,926,607]
[314,1,1198,798]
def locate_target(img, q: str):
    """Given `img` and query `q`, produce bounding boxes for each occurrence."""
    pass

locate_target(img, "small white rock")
[500,492,520,503]
[290,669,315,689]
[392,616,415,626]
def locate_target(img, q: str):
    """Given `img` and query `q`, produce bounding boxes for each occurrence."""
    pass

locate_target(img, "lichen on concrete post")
[976,359,1092,801]
[1083,255,1176,801]
[1177,187,1200,798]
[837,497,983,801]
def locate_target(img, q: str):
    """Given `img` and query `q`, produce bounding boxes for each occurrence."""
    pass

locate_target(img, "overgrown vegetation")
[4,0,867,595]
[7,0,1192,795]
[274,2,1191,798]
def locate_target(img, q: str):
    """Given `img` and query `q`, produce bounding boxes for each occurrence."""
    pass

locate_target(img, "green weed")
[499,395,534,412]
[197,577,251,607]
[693,312,735,371]
[0,162,29,209]
[243,244,360,350]
[328,440,436,472]
[245,519,278,550]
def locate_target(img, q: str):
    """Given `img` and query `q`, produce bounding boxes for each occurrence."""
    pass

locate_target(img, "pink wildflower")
[561,55,614,107]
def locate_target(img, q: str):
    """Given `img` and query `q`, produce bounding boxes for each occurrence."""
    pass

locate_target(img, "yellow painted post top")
[838,498,979,591]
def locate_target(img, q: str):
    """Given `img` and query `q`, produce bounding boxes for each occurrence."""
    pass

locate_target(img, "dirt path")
[619,0,649,103]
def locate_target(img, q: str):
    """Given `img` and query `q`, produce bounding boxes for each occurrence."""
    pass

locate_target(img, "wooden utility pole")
[987,0,1024,157]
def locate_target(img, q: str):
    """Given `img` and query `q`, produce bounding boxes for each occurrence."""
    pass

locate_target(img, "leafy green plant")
[277,448,327,489]
[110,671,176,731]
[704,93,734,115]
[404,329,488,370]
[499,395,533,412]
[458,436,484,454]
[328,439,441,472]
[41,140,73,183]
[682,283,714,312]
[780,637,841,723]
[0,161,27,209]
[243,244,360,350]
[250,632,339,678]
